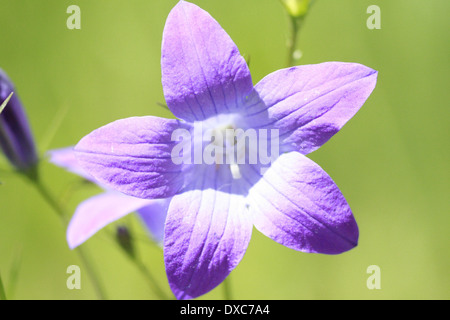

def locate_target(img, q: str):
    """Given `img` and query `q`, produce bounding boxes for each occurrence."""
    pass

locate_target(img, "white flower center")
[171,113,280,179]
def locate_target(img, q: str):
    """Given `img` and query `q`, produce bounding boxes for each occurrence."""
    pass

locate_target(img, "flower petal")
[244,152,358,254]
[164,165,252,300]
[244,62,377,154]
[161,1,253,122]
[47,146,95,182]
[74,116,189,199]
[67,191,152,249]
[137,197,171,245]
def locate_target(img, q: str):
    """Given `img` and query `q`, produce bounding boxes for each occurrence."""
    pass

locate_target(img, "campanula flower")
[48,147,169,248]
[0,69,38,171]
[73,1,377,299]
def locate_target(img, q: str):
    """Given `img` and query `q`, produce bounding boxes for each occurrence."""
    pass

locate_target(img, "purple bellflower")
[73,1,377,299]
[0,69,38,171]
[48,147,169,248]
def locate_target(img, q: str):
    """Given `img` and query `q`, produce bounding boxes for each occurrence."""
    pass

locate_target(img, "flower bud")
[116,225,135,259]
[279,0,310,18]
[0,69,38,170]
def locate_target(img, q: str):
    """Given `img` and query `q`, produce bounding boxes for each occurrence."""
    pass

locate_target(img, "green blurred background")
[0,0,448,300]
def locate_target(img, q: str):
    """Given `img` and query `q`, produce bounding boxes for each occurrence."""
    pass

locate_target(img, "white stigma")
[230,163,241,180]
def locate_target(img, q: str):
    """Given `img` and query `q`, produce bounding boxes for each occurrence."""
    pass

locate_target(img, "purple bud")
[116,225,135,258]
[0,69,38,170]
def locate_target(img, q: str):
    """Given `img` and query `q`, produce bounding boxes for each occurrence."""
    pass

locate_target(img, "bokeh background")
[0,0,448,300]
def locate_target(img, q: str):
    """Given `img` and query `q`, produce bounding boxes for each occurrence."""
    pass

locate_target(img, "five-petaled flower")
[73,1,377,299]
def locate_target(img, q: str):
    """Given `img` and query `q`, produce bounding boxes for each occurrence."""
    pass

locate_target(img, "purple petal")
[161,1,253,122]
[67,191,152,249]
[74,116,189,199]
[164,165,252,300]
[47,146,95,182]
[244,152,358,254]
[244,62,377,154]
[137,197,171,245]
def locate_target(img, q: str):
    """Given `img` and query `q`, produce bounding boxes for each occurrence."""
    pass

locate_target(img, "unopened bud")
[0,69,38,171]
[279,0,310,18]
[116,225,135,258]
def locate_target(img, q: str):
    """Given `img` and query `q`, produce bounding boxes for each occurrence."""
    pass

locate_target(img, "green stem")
[74,245,107,300]
[0,272,7,300]
[286,16,303,67]
[31,172,67,222]
[22,165,108,300]
[114,226,171,300]
[6,246,22,299]
[132,256,171,300]
[223,276,232,300]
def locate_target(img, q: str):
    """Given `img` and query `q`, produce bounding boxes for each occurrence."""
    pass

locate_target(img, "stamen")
[230,163,241,179]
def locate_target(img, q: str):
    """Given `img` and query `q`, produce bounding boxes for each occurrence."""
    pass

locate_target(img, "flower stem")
[223,276,232,300]
[74,245,107,300]
[132,255,171,300]
[22,164,108,300]
[0,272,7,300]
[114,226,171,300]
[286,16,303,67]
[30,171,67,222]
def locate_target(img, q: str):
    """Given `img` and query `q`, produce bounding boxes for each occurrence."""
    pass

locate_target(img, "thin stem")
[74,245,107,300]
[0,272,7,300]
[31,173,67,222]
[223,276,232,300]
[6,246,22,299]
[286,16,303,67]
[156,102,170,111]
[22,165,108,300]
[132,256,171,300]
[58,178,94,209]
[38,103,69,155]
[114,225,171,300]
